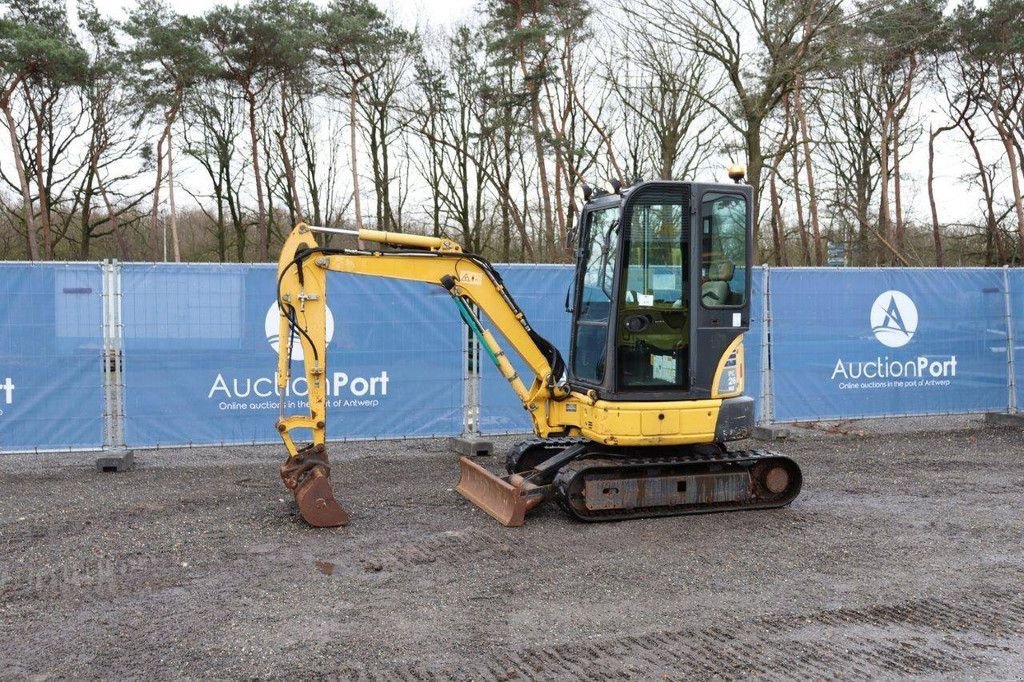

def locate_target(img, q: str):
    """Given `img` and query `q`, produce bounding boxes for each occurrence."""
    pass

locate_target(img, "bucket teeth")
[280,444,350,527]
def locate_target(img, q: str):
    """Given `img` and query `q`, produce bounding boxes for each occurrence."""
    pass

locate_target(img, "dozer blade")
[280,444,350,528]
[456,456,531,527]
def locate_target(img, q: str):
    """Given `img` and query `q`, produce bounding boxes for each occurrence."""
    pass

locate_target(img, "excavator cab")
[274,175,800,528]
[569,182,751,408]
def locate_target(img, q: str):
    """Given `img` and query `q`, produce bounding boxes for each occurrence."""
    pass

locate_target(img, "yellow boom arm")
[275,223,570,458]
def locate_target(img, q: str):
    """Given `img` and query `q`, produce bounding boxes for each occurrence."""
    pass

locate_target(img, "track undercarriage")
[457,438,802,527]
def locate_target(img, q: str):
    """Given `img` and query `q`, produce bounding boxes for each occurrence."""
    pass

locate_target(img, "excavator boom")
[275,223,570,525]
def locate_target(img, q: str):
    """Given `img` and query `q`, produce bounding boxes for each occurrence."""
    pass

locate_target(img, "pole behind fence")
[1003,265,1016,414]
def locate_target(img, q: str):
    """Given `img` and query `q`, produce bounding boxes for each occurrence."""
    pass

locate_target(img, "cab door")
[609,183,692,399]
[690,184,753,397]
[569,201,620,388]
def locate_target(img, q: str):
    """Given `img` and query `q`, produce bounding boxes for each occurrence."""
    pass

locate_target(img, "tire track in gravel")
[319,590,1023,681]
[2,525,516,608]
[311,526,518,577]
[0,550,192,606]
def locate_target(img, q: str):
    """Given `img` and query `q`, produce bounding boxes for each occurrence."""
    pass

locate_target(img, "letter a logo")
[870,290,917,348]
[265,302,334,361]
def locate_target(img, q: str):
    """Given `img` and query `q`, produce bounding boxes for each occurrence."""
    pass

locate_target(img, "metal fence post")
[758,264,774,425]
[451,303,492,456]
[1003,265,1016,414]
[101,261,113,449]
[462,309,474,434]
[96,259,133,471]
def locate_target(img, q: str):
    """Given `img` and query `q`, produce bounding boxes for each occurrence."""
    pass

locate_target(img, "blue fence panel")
[770,268,1008,421]
[0,263,104,452]
[1007,269,1024,410]
[121,264,464,447]
[478,265,574,434]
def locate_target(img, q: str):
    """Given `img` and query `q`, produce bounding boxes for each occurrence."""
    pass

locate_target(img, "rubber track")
[554,448,802,522]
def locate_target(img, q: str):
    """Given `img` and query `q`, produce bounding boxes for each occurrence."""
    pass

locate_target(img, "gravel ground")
[1,416,1023,680]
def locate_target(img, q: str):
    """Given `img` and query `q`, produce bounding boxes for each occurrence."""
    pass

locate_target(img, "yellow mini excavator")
[275,174,801,527]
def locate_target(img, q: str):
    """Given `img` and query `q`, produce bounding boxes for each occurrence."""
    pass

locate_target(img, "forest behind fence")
[1,0,1023,266]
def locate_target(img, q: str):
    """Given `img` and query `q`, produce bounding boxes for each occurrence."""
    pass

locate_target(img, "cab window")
[700,193,747,307]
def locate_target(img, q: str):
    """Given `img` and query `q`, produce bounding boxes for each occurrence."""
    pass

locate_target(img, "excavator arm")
[275,222,572,526]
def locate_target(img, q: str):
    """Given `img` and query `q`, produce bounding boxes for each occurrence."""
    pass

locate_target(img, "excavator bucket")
[456,456,532,527]
[280,444,350,527]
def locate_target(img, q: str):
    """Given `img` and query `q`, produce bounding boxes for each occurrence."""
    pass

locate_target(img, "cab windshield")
[616,195,688,390]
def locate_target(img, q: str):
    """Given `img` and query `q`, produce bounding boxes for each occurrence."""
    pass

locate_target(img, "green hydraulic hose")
[452,296,500,367]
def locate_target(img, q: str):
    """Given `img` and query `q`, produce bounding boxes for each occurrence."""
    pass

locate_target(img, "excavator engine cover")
[279,444,350,527]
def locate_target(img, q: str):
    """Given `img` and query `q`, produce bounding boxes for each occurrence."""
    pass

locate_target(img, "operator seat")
[702,261,734,306]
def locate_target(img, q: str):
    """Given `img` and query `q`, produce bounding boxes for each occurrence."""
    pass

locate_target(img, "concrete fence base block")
[985,412,1024,427]
[449,436,494,457]
[753,425,790,441]
[96,449,135,473]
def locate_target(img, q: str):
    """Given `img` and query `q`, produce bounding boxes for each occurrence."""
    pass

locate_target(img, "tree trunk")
[794,83,823,265]
[149,111,171,261]
[167,127,181,262]
[29,100,53,259]
[893,117,904,255]
[744,118,765,254]
[964,122,999,266]
[927,124,944,267]
[998,126,1024,264]
[768,168,786,266]
[790,145,810,266]
[278,83,303,227]
[502,134,512,261]
[878,104,893,263]
[530,102,553,256]
[349,81,363,231]
[97,171,130,261]
[381,129,394,232]
[227,184,245,262]
[79,156,94,260]
[247,91,268,260]
[215,178,227,263]
[1,95,39,261]
[785,96,810,265]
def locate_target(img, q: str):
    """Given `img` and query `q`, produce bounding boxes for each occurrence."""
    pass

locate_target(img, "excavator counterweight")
[274,178,802,527]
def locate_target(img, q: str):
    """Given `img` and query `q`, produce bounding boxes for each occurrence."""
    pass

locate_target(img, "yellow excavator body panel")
[550,396,722,447]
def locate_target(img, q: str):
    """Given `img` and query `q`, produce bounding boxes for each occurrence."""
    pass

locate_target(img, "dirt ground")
[2,416,1023,680]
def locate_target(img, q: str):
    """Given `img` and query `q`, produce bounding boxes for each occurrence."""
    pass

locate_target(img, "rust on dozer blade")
[280,444,350,527]
[456,456,550,527]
